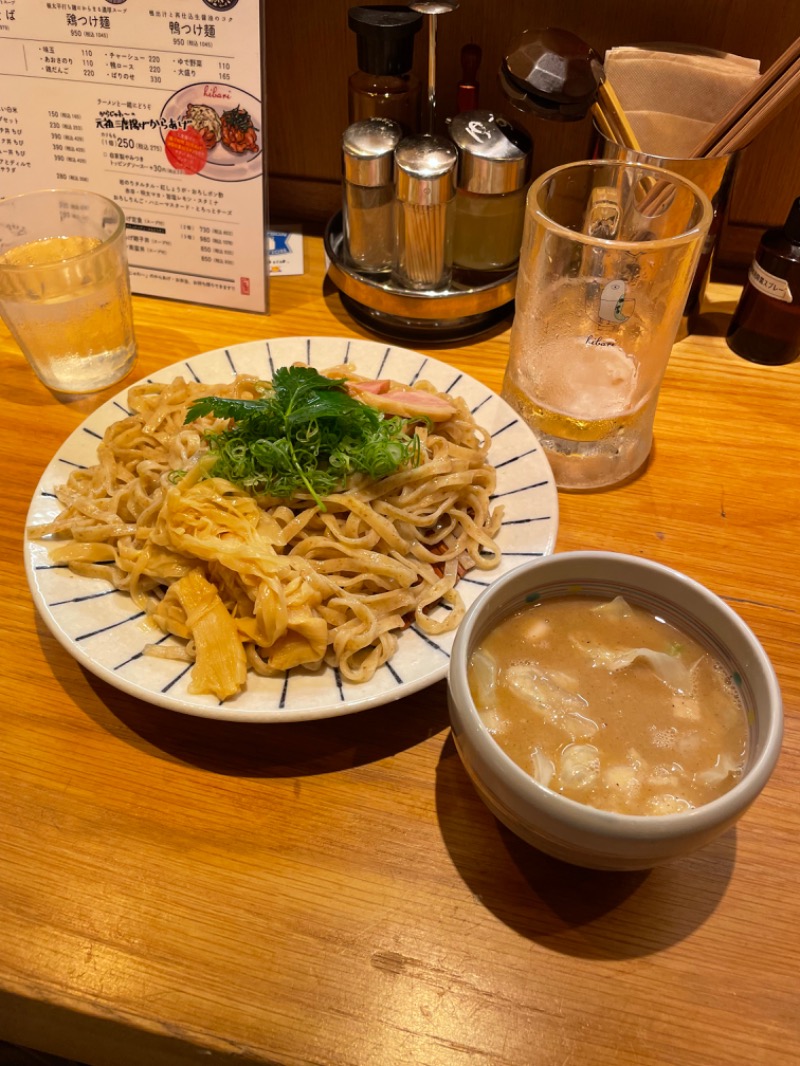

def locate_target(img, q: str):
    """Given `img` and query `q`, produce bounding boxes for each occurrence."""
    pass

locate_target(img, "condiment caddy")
[326,4,531,342]
[328,109,531,342]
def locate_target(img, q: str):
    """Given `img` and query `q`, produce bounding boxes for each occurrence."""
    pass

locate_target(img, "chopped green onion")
[184,365,420,509]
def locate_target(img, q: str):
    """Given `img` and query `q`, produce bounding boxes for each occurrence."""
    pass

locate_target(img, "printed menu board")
[0,0,269,312]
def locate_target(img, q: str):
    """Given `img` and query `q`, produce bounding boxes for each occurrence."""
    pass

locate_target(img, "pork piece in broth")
[467,595,749,815]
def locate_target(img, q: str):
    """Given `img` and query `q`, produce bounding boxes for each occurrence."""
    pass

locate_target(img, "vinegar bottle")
[726,196,800,366]
[447,110,532,273]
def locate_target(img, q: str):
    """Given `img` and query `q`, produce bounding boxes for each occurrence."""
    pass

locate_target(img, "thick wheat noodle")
[31,368,503,695]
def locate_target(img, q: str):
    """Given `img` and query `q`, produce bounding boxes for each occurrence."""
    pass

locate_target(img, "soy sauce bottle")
[726,196,800,366]
[348,6,423,134]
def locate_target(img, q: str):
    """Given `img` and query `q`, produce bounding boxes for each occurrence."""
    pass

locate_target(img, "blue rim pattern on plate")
[25,337,559,722]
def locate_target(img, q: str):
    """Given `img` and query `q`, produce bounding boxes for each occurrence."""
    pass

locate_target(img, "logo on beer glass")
[598,279,634,323]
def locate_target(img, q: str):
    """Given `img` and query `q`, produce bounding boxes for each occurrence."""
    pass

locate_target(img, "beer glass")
[503,160,712,490]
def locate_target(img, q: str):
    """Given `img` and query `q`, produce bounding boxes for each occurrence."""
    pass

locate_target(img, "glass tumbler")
[503,160,712,490]
[0,188,137,394]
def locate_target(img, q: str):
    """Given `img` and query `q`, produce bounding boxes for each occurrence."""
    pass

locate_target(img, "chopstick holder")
[604,38,800,162]
[603,44,762,158]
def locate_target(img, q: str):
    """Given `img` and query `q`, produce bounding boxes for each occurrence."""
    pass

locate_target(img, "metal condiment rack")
[324,212,516,343]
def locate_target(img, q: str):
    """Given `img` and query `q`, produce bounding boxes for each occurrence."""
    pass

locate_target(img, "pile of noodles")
[31,366,503,699]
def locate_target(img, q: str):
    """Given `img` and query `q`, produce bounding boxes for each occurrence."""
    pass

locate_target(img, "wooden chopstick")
[591,101,621,146]
[689,35,800,157]
[588,76,657,236]
[596,78,642,151]
[709,54,800,156]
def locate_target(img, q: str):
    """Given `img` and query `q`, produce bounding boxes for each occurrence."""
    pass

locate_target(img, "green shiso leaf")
[184,365,421,509]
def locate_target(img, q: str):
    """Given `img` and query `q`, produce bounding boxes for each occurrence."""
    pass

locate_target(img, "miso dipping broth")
[468,594,749,816]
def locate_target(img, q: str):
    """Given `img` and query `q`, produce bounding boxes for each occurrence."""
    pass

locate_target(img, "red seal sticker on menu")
[164,127,208,175]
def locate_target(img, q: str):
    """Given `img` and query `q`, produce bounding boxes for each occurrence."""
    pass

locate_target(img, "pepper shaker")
[342,117,402,274]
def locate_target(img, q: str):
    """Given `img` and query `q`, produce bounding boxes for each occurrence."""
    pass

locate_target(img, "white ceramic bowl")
[447,551,783,870]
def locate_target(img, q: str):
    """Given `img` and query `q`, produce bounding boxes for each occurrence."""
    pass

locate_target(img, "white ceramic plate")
[25,337,558,722]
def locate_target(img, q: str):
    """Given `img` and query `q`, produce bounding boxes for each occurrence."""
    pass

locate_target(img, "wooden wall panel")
[264,1,800,271]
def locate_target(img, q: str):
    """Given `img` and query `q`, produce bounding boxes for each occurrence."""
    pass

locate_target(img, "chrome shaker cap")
[447,110,532,194]
[342,118,403,187]
[394,134,458,205]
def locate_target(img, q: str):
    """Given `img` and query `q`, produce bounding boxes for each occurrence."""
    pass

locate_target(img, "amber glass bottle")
[348,6,422,134]
[727,197,800,366]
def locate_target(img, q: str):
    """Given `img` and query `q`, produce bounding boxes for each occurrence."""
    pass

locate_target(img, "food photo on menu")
[160,82,263,181]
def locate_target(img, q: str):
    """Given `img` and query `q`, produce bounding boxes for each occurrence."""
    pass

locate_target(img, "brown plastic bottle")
[348,6,422,134]
[726,196,800,366]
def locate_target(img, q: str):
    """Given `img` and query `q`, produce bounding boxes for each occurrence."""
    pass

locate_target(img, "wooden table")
[2,236,798,1066]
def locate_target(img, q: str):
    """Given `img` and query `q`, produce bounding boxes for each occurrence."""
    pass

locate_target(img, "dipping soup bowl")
[447,551,783,870]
